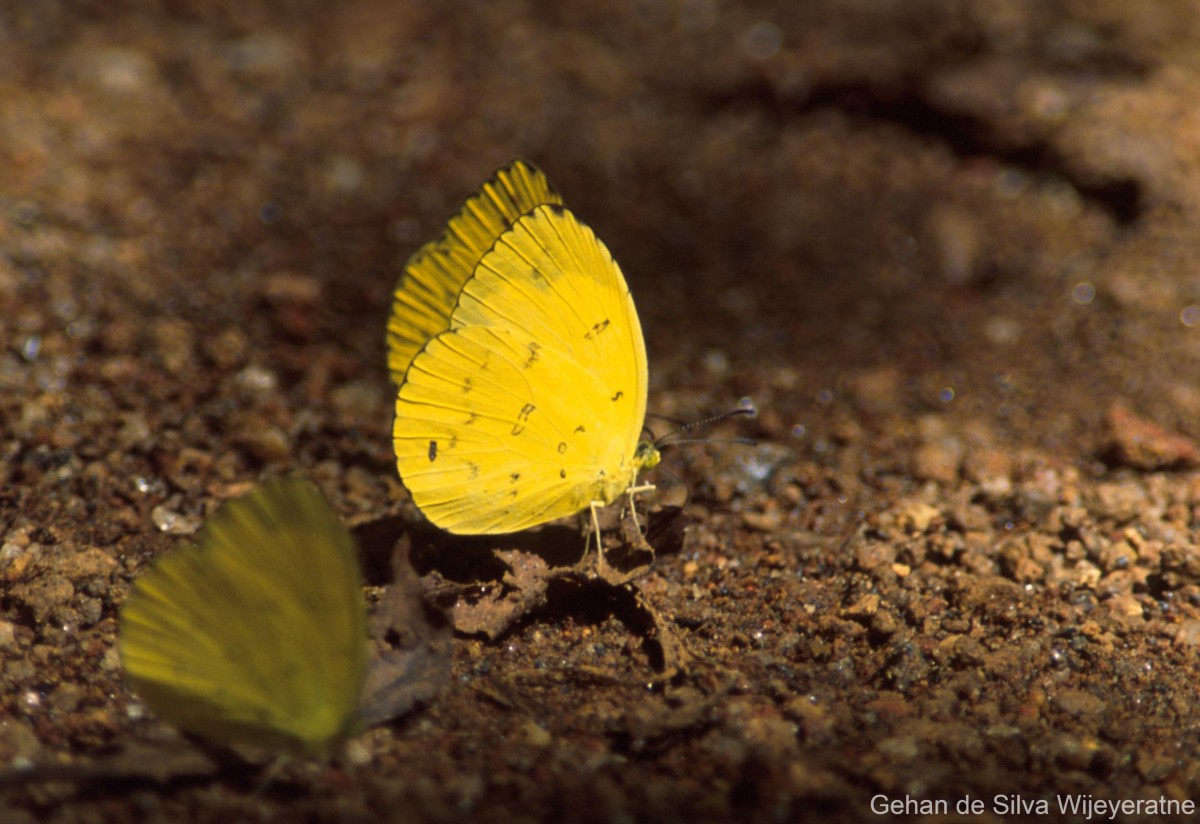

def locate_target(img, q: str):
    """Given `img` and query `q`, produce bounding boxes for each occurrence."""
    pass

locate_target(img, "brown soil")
[5,2,1200,822]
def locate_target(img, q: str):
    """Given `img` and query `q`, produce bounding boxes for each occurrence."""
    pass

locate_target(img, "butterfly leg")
[623,482,656,533]
[587,500,604,561]
[590,484,655,580]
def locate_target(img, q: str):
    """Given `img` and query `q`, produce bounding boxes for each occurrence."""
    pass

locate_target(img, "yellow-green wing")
[118,478,367,758]
[386,159,562,384]
[393,205,649,534]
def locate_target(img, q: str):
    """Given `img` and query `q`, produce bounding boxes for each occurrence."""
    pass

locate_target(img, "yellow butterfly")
[118,478,367,759]
[390,161,660,543]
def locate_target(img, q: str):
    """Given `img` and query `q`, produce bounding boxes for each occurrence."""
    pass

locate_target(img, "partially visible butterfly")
[118,478,367,758]
[389,161,659,544]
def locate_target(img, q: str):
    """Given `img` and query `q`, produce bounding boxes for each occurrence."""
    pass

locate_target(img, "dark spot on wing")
[585,319,610,340]
[428,441,438,462]
[511,403,535,436]
[524,341,541,368]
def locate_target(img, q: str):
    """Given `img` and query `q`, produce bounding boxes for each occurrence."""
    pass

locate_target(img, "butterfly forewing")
[387,160,562,383]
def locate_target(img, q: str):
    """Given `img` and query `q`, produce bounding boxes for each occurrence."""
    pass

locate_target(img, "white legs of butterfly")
[587,481,658,575]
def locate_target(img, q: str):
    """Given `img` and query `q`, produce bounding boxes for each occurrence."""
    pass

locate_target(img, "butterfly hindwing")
[395,326,602,532]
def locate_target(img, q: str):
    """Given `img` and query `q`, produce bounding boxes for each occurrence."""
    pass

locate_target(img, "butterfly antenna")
[642,412,685,442]
[656,435,757,449]
[653,399,757,450]
[644,412,687,426]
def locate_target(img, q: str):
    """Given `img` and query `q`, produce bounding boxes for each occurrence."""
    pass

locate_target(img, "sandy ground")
[6,2,1200,821]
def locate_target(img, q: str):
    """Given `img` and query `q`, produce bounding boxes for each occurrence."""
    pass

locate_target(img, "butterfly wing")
[118,478,367,758]
[393,204,649,534]
[386,160,562,383]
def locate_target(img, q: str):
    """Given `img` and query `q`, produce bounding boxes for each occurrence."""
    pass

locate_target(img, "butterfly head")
[634,440,661,471]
